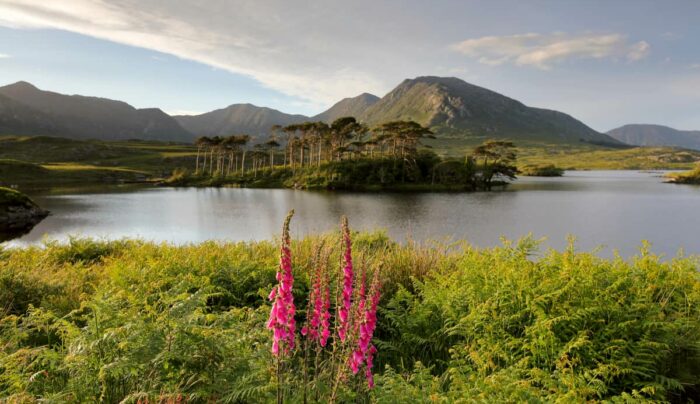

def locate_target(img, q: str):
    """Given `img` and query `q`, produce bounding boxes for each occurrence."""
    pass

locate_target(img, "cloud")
[661,32,682,40]
[0,0,397,107]
[0,53,9,58]
[451,33,650,69]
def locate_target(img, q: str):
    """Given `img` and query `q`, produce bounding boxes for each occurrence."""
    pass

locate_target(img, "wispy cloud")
[451,33,650,69]
[0,0,393,107]
[0,53,10,58]
[661,32,682,40]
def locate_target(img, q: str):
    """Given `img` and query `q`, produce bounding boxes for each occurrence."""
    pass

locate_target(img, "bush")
[0,236,698,402]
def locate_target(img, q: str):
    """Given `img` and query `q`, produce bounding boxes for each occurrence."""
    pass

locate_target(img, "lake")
[5,170,700,258]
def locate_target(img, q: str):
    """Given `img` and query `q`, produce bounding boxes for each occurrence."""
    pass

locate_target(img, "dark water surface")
[6,171,700,257]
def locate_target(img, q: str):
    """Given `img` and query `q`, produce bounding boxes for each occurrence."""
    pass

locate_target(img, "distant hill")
[174,104,307,138]
[607,124,700,150]
[313,93,379,123]
[0,81,193,142]
[359,76,621,145]
[0,93,61,136]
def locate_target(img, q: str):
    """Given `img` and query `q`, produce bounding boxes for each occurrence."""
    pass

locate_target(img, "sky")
[0,0,699,131]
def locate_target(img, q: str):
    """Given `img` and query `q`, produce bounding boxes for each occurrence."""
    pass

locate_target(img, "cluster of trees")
[194,117,437,173]
[194,135,281,177]
[190,117,518,190]
[326,140,517,190]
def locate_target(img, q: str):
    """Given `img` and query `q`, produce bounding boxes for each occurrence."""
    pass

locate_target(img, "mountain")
[359,76,621,145]
[607,124,700,150]
[174,104,307,138]
[0,81,193,142]
[0,93,61,136]
[313,93,379,123]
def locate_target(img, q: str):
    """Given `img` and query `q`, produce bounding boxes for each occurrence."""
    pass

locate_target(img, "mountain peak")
[360,75,620,145]
[2,81,39,92]
[313,93,380,123]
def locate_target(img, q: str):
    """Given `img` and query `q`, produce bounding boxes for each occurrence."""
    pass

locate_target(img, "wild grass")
[667,163,700,184]
[1,234,699,402]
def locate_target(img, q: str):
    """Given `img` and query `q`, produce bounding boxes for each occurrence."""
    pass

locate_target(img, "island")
[0,186,48,241]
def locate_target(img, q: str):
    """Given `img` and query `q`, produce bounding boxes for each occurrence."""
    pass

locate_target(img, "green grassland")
[425,135,700,170]
[1,234,699,402]
[2,134,700,190]
[0,136,197,189]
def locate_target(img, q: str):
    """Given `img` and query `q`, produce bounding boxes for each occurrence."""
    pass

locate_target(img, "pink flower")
[365,345,377,388]
[348,268,381,386]
[267,210,296,355]
[319,280,331,347]
[337,217,354,342]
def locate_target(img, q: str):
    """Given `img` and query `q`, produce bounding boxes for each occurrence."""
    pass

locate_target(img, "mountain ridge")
[359,76,620,144]
[0,77,623,146]
[174,103,307,138]
[607,124,700,150]
[0,81,193,142]
[312,93,379,123]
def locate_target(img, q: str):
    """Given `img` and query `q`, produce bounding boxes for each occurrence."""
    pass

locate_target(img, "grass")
[0,136,197,189]
[0,186,35,207]
[666,164,700,184]
[2,134,700,191]
[0,234,699,402]
[517,145,700,170]
[519,164,564,177]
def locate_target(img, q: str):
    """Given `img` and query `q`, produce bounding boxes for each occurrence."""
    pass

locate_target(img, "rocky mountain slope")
[359,76,621,145]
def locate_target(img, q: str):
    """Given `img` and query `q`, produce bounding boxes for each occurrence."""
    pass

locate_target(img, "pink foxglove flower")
[365,344,377,388]
[267,210,296,355]
[349,268,381,389]
[337,217,354,342]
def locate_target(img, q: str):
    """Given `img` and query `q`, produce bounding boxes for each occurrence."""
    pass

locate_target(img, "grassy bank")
[1,234,699,402]
[667,164,700,184]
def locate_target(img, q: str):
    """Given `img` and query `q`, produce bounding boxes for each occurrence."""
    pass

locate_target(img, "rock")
[0,187,49,240]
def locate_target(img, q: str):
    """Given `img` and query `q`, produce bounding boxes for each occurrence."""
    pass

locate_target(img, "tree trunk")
[195,146,201,173]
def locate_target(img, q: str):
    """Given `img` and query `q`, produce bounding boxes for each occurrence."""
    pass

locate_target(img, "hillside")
[174,104,307,138]
[313,93,379,122]
[0,81,193,142]
[360,76,622,145]
[607,124,700,150]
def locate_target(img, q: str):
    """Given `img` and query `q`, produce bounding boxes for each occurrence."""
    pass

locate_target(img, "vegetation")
[667,163,700,184]
[0,229,699,402]
[0,136,196,189]
[2,132,700,192]
[0,186,35,207]
[180,119,520,191]
[516,144,700,170]
[520,164,565,177]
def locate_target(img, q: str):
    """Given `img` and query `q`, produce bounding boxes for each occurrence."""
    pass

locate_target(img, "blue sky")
[0,0,698,130]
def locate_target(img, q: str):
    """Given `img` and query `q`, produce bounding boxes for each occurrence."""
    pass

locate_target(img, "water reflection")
[6,171,700,258]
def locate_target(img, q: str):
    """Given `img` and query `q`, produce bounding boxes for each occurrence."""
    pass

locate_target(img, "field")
[2,135,700,190]
[0,136,197,189]
[1,231,699,402]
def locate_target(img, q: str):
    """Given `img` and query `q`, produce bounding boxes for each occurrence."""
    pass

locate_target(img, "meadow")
[1,225,699,402]
[2,135,700,190]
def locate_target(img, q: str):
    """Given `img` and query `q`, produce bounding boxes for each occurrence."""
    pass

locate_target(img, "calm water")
[5,171,700,257]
